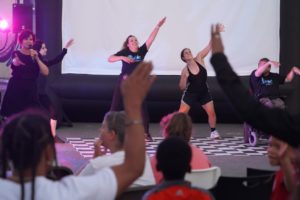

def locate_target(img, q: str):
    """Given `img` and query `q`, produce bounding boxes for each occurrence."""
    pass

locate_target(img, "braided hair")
[0,109,56,200]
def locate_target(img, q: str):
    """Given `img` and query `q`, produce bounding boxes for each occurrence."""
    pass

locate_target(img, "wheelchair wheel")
[249,131,258,146]
[243,123,251,143]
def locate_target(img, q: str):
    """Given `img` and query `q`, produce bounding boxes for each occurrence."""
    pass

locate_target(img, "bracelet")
[125,119,143,126]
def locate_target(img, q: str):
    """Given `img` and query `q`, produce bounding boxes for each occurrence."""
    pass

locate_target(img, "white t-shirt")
[0,167,117,200]
[80,151,155,187]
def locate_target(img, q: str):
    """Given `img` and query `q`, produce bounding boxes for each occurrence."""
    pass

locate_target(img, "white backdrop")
[62,0,280,76]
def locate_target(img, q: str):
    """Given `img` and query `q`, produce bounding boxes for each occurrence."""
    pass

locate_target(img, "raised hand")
[216,23,225,33]
[157,17,167,28]
[64,39,74,49]
[211,24,224,54]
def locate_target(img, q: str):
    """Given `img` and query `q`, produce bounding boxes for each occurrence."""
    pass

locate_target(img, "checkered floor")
[66,136,268,159]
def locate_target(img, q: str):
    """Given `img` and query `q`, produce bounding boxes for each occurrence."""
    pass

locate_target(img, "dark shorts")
[182,91,213,107]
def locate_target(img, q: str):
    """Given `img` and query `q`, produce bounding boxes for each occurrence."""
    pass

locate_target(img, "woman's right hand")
[122,56,135,64]
[12,54,25,66]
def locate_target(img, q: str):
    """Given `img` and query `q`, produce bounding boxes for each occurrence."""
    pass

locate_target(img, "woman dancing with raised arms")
[108,17,166,141]
[178,23,224,139]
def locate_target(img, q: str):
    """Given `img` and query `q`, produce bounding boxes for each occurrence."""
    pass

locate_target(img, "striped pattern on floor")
[66,136,268,159]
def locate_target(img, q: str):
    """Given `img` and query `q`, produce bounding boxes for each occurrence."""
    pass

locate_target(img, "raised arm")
[195,23,224,64]
[111,62,156,196]
[277,141,297,193]
[254,60,280,77]
[45,39,74,66]
[145,17,166,50]
[179,67,189,91]
[285,66,300,82]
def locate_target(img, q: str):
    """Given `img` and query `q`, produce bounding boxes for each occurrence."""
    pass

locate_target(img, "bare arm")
[36,57,49,75]
[179,67,189,91]
[285,66,300,82]
[111,62,156,196]
[30,49,49,75]
[108,55,135,64]
[195,23,224,64]
[145,17,166,50]
[254,60,280,77]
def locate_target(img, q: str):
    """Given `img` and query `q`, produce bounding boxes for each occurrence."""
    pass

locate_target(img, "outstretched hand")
[211,24,224,54]
[121,62,156,109]
[157,17,167,28]
[64,39,74,49]
[216,23,225,33]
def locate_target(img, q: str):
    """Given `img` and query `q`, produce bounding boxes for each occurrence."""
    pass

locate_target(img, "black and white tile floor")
[66,136,268,159]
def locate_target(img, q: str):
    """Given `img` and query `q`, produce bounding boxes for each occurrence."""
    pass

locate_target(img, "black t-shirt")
[250,70,285,99]
[114,43,148,75]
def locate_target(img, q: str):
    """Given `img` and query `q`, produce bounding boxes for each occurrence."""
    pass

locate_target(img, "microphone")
[29,48,36,62]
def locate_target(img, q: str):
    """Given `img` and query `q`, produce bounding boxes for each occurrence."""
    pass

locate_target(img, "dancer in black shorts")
[178,24,224,139]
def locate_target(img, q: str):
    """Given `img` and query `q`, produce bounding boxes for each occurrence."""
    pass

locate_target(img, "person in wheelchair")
[244,58,300,145]
[250,58,300,109]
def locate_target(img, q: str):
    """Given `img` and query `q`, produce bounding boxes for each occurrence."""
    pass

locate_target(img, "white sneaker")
[210,130,221,139]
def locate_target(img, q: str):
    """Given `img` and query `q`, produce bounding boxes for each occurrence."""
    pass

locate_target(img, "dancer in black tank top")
[108,17,166,141]
[178,23,224,139]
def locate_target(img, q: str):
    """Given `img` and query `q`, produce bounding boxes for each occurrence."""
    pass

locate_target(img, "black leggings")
[110,76,150,133]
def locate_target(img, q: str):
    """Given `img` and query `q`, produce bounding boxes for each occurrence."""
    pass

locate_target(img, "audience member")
[267,136,297,200]
[151,112,211,183]
[143,137,213,200]
[0,61,155,200]
[79,111,155,187]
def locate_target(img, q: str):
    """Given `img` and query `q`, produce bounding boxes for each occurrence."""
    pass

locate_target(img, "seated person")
[143,137,213,200]
[79,111,155,187]
[250,58,300,109]
[151,112,211,183]
[267,136,297,200]
[0,62,154,199]
[209,24,300,147]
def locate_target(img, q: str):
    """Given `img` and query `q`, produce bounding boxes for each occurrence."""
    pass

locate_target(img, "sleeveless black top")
[186,61,209,93]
